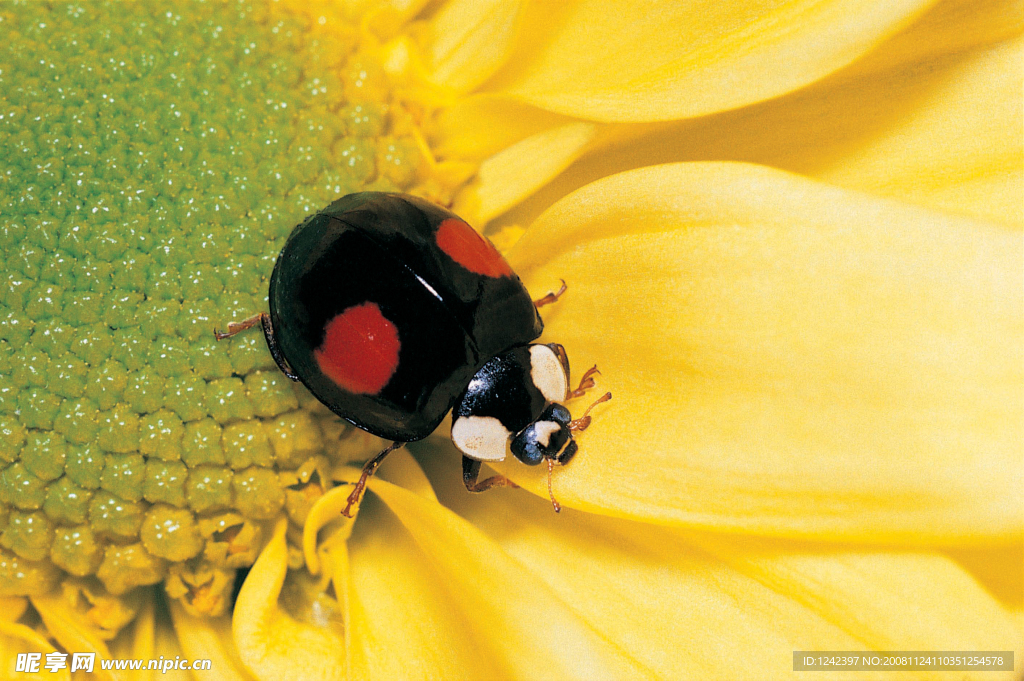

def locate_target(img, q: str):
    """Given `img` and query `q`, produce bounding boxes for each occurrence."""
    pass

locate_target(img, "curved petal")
[432,97,574,162]
[302,487,357,577]
[169,603,254,681]
[423,452,1020,679]
[107,595,152,662]
[304,449,432,574]
[481,0,937,121]
[375,447,438,502]
[494,0,1022,230]
[696,539,1020,653]
[233,517,345,681]
[814,34,1022,227]
[949,542,1024,611]
[30,595,120,681]
[453,122,598,225]
[341,491,495,679]
[366,476,655,680]
[497,162,1022,543]
[419,0,526,93]
[153,607,197,681]
[338,0,432,35]
[0,618,68,681]
[299,476,358,681]
[313,456,453,678]
[0,598,27,622]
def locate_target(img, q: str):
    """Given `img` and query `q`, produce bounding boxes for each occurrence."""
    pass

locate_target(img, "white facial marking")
[533,420,561,448]
[451,415,511,462]
[529,345,568,403]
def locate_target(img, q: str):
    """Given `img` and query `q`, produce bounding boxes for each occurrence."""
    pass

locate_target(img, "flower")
[0,0,1020,679]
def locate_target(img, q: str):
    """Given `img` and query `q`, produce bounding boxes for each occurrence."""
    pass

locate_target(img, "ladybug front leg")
[567,364,600,400]
[533,279,567,309]
[214,312,299,381]
[462,456,519,493]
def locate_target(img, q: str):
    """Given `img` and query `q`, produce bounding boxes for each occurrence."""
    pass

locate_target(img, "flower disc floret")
[0,0,436,612]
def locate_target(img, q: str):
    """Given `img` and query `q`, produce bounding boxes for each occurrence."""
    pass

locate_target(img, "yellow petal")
[816,35,1023,227]
[1017,609,1024,654]
[342,491,495,679]
[338,0,431,34]
[296,477,357,681]
[302,485,357,577]
[366,476,654,679]
[301,447,433,576]
[499,162,1021,543]
[169,603,253,681]
[496,0,1023,230]
[375,447,438,502]
[420,0,525,93]
[425,459,1019,679]
[153,607,197,681]
[482,0,936,121]
[0,597,27,622]
[233,517,345,681]
[453,121,598,224]
[804,0,1023,227]
[699,539,1020,652]
[0,618,69,681]
[107,596,153,679]
[316,457,447,678]
[30,595,119,681]
[949,541,1024,610]
[432,97,573,162]
[131,597,153,662]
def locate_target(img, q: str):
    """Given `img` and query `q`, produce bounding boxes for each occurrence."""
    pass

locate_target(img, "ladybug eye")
[554,438,578,465]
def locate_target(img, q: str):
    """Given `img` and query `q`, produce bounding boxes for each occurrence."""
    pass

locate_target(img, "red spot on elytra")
[435,218,514,278]
[315,302,400,395]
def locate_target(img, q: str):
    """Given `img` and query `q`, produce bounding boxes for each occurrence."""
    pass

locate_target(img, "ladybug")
[215,192,609,515]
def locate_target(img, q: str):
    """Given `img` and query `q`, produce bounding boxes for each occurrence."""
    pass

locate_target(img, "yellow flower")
[0,0,1020,679]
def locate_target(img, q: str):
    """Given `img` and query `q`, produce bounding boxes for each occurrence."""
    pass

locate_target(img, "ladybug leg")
[567,364,600,400]
[341,441,405,518]
[214,312,299,381]
[568,392,612,433]
[213,312,264,339]
[462,456,519,493]
[533,279,567,309]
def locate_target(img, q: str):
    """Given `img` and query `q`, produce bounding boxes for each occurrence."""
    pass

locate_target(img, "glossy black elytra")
[215,192,610,514]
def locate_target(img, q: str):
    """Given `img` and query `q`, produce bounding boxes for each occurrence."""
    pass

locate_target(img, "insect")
[215,192,609,516]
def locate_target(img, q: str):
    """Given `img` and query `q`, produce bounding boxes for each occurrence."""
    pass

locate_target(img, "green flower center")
[0,0,429,614]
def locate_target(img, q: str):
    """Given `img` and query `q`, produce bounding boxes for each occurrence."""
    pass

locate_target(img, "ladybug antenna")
[569,391,612,433]
[546,458,561,513]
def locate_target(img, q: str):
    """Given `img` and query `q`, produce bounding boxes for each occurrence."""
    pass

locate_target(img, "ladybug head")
[507,390,610,513]
[510,403,577,466]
